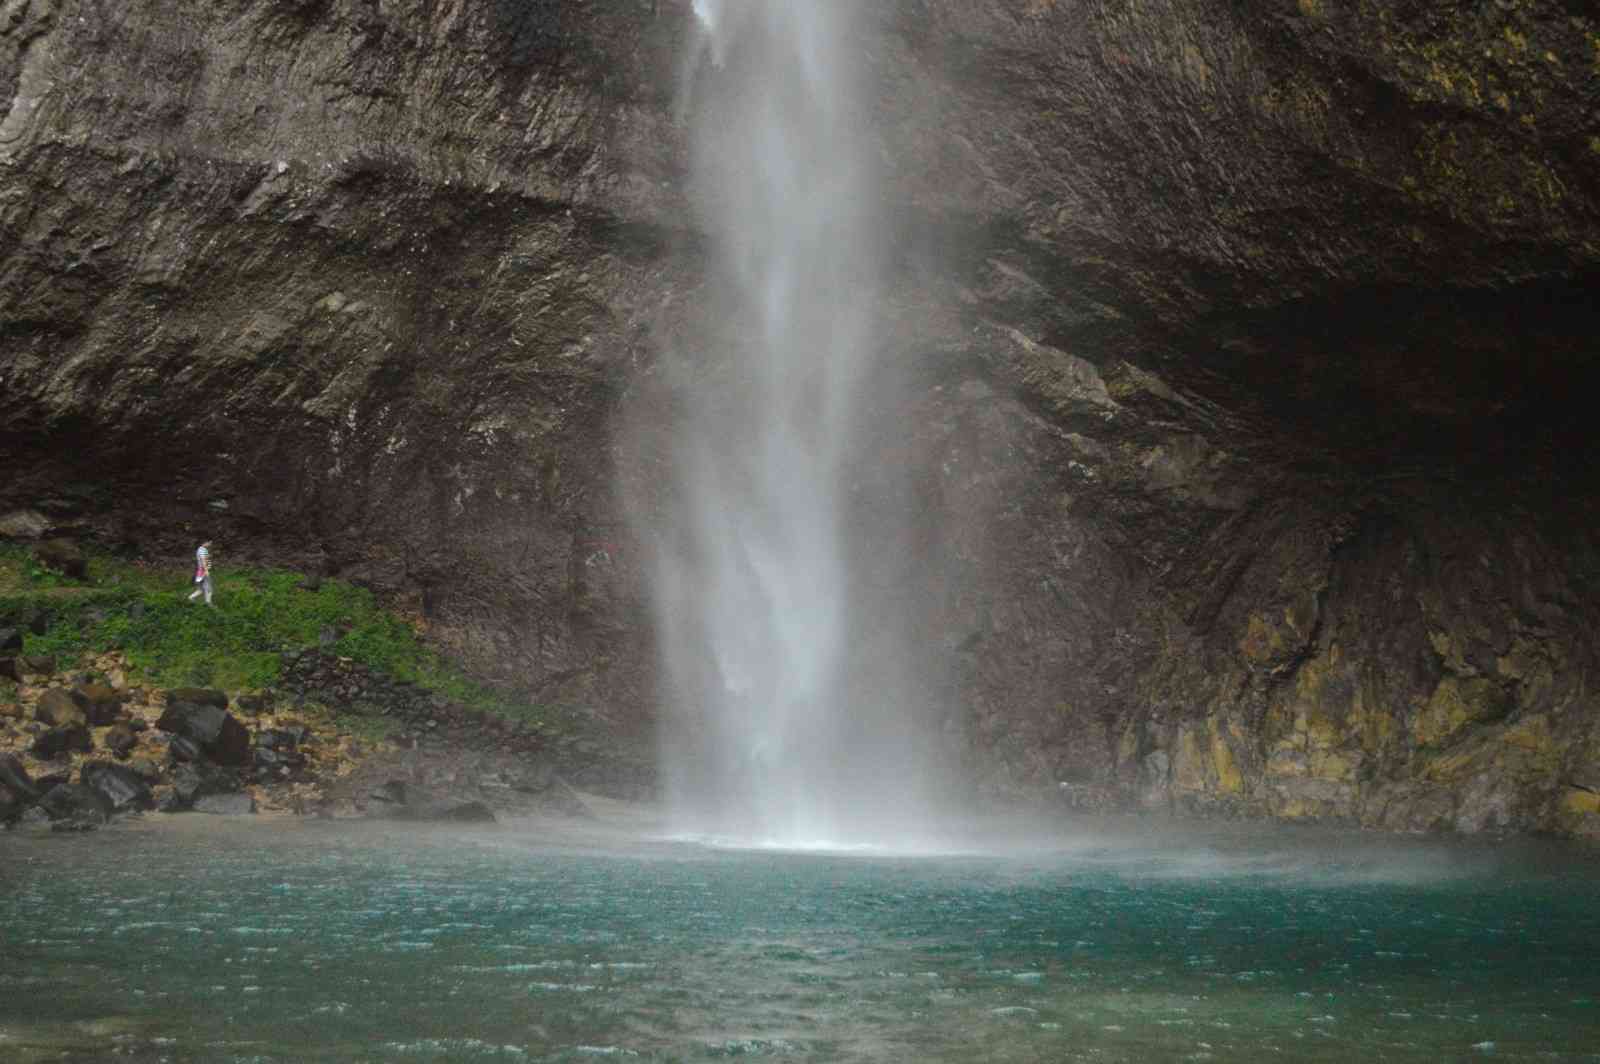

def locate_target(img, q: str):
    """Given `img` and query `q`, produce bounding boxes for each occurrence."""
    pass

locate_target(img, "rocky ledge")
[0,648,645,834]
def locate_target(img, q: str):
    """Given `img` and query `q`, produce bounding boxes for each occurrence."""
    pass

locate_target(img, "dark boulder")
[0,780,24,822]
[73,684,122,726]
[0,656,20,682]
[15,805,51,829]
[252,746,305,780]
[0,753,39,803]
[370,779,409,804]
[38,782,113,828]
[33,770,71,793]
[21,654,55,675]
[167,735,203,762]
[102,722,138,758]
[127,757,163,782]
[35,688,86,728]
[256,728,300,751]
[0,628,21,653]
[171,761,240,807]
[33,539,88,580]
[32,724,91,759]
[168,688,228,709]
[81,761,154,812]
[157,702,250,765]
[234,693,273,716]
[193,793,256,815]
[252,744,303,767]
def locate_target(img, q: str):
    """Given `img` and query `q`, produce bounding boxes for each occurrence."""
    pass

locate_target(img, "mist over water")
[644,2,941,847]
[6,820,1599,1061]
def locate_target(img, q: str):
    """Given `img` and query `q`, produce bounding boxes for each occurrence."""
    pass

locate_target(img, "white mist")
[643,1,944,849]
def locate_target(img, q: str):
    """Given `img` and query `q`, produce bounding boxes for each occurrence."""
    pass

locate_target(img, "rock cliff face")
[3,0,1598,834]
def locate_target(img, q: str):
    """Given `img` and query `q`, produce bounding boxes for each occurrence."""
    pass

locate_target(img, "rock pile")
[0,653,352,831]
[1,644,657,833]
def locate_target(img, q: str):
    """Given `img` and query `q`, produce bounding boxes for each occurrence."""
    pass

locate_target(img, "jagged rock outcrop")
[3,1,1598,833]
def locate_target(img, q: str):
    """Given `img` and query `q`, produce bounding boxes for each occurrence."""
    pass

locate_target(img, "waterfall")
[641,1,944,847]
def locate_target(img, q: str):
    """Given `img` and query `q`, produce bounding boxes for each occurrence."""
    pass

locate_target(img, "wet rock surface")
[156,702,252,767]
[101,721,138,759]
[370,780,498,824]
[38,782,114,831]
[35,689,86,729]
[31,724,91,760]
[0,751,36,791]
[0,651,620,833]
[1,2,1598,837]
[192,793,256,816]
[80,761,153,812]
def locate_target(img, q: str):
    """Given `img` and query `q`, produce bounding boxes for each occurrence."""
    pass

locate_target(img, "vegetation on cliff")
[0,543,552,732]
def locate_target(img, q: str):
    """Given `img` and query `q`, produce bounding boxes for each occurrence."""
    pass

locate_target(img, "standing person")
[187,540,214,606]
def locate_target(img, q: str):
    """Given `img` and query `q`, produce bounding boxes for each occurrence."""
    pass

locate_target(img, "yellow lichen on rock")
[1356,683,1396,757]
[1309,749,1354,782]
[1413,711,1557,790]
[1412,675,1500,747]
[1557,786,1600,838]
[1276,797,1317,820]
[1499,713,1552,753]
[1416,743,1492,784]
[1495,714,1560,781]
[1262,646,1382,787]
[1239,612,1285,664]
[1172,725,1208,792]
[1240,595,1320,670]
[1560,788,1600,817]
[1211,718,1243,795]
[1427,628,1469,673]
[1305,702,1344,750]
[1167,717,1245,797]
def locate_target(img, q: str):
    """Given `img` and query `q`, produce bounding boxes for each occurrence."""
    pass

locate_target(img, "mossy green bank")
[0,544,558,733]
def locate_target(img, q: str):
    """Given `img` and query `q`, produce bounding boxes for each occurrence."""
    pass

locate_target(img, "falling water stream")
[644,1,941,847]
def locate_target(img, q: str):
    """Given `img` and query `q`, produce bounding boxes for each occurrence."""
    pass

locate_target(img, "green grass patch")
[0,543,559,732]
[299,699,400,745]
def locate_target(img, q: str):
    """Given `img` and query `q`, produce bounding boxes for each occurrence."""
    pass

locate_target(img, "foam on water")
[660,831,981,859]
